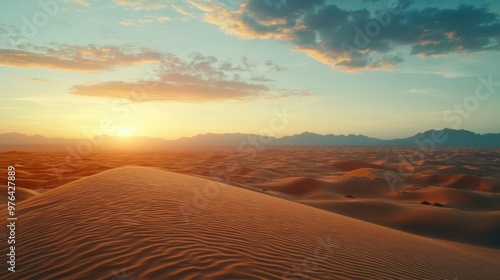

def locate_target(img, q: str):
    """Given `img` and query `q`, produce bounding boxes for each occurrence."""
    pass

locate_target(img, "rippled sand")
[1,166,499,279]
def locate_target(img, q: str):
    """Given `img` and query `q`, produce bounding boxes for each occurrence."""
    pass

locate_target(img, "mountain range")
[0,129,499,148]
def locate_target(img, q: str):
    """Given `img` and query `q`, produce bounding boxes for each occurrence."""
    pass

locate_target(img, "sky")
[0,0,499,140]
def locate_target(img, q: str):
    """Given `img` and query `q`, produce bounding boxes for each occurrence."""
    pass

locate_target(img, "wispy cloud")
[0,33,306,103]
[402,69,476,79]
[113,0,166,10]
[69,52,308,102]
[70,74,269,102]
[172,4,195,17]
[118,20,135,26]
[251,75,274,82]
[70,0,91,7]
[0,45,162,71]
[119,14,172,26]
[20,77,50,82]
[403,88,450,98]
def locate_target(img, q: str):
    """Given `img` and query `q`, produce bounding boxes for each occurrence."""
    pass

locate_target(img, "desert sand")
[0,166,499,279]
[1,147,499,279]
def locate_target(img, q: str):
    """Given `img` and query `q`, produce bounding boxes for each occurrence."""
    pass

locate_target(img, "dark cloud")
[199,0,500,70]
[406,5,500,56]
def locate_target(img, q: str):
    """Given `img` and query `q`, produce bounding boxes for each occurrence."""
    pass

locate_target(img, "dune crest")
[1,167,499,279]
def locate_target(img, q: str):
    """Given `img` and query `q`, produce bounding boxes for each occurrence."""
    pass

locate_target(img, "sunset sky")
[1,0,499,139]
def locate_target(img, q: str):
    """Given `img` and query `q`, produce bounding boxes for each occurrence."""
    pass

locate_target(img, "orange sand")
[0,147,499,278]
[0,167,499,279]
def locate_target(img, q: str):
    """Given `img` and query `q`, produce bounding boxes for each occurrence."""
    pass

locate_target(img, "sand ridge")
[2,148,500,248]
[1,166,499,279]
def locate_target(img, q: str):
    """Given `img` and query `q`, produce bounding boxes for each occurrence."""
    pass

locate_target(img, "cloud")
[69,0,91,7]
[0,45,162,71]
[113,0,166,10]
[194,0,500,71]
[21,77,50,82]
[403,88,450,98]
[119,14,172,26]
[0,36,302,102]
[119,20,135,26]
[160,52,281,76]
[70,74,269,102]
[264,59,287,71]
[172,5,195,17]
[251,75,274,82]
[69,52,305,102]
[218,56,255,71]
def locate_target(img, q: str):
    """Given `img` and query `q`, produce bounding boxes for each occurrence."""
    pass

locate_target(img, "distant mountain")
[0,129,499,148]
[0,133,168,149]
[174,133,253,146]
[388,129,500,147]
[0,133,78,147]
[171,129,499,147]
[274,132,382,146]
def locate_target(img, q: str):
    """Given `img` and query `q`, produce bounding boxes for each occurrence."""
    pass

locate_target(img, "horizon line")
[1,128,499,142]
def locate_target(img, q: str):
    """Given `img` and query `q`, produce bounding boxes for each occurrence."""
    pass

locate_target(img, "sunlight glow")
[116,126,133,137]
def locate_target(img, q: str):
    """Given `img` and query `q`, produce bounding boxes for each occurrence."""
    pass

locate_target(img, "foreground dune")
[1,167,499,279]
[2,148,500,250]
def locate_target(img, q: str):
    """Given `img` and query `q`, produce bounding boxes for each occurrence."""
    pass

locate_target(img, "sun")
[116,126,134,137]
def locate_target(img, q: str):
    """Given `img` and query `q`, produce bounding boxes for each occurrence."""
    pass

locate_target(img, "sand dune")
[388,187,500,211]
[305,199,500,248]
[252,177,324,197]
[1,167,499,279]
[410,174,500,192]
[2,147,500,261]
[342,167,388,180]
[331,160,393,172]
[255,176,391,199]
